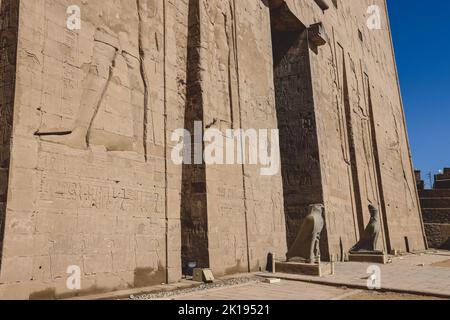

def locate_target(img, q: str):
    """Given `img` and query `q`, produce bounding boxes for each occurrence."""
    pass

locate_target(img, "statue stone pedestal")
[276,204,332,277]
[348,205,389,264]
[275,261,332,277]
[348,252,389,264]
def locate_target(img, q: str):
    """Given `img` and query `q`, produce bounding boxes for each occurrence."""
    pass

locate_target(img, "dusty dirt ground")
[431,259,450,268]
[344,291,445,300]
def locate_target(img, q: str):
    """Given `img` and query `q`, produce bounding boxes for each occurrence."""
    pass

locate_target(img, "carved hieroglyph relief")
[0,0,16,166]
[360,72,379,205]
[390,101,416,212]
[0,0,18,265]
[202,0,237,128]
[36,0,147,153]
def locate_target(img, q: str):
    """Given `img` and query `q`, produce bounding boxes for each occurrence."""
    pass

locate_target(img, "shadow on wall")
[180,0,210,275]
[442,238,450,250]
[0,0,19,270]
[27,265,166,300]
[265,0,329,258]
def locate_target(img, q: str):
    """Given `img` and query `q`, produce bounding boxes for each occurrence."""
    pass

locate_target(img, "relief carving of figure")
[36,0,146,153]
[286,204,325,264]
[203,0,237,125]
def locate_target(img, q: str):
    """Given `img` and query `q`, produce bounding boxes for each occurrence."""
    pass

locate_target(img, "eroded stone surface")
[273,0,426,259]
[0,0,18,273]
[0,0,188,299]
[416,169,450,249]
[0,0,426,299]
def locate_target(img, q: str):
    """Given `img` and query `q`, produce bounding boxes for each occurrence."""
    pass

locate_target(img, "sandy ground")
[431,259,450,268]
[343,291,445,300]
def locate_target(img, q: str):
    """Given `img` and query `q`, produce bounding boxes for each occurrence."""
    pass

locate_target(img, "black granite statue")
[287,204,325,264]
[350,204,381,253]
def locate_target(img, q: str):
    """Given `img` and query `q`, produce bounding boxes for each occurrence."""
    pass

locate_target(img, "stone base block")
[193,268,215,283]
[275,261,332,277]
[348,253,388,264]
[263,278,281,284]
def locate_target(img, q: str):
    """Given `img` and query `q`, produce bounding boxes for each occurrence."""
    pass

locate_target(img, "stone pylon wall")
[276,0,426,257]
[0,0,287,299]
[181,0,287,276]
[0,0,189,299]
[0,0,427,300]
[0,0,19,268]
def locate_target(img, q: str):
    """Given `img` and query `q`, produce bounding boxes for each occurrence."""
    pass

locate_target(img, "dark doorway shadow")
[266,1,329,259]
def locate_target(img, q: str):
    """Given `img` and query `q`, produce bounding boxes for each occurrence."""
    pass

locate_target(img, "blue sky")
[387,1,450,187]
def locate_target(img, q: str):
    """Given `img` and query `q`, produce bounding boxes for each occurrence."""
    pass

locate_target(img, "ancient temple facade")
[416,169,450,250]
[0,0,426,299]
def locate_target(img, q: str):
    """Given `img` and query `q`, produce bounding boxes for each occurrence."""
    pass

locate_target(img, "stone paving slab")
[169,280,354,301]
[69,274,257,300]
[259,251,450,299]
[72,252,449,300]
